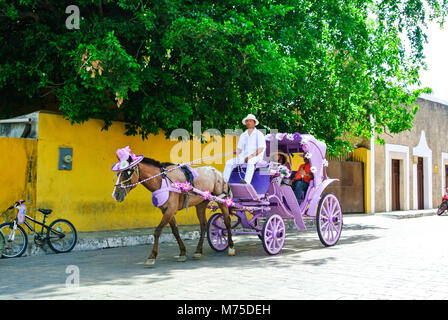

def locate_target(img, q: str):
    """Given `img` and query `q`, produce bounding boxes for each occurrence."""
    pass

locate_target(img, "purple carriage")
[206,132,343,255]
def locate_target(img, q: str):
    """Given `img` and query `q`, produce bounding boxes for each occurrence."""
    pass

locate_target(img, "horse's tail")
[222,177,230,197]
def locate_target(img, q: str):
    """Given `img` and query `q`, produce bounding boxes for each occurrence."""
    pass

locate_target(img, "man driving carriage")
[223,114,266,184]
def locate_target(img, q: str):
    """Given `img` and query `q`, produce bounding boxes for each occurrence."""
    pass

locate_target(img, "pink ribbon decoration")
[203,190,211,200]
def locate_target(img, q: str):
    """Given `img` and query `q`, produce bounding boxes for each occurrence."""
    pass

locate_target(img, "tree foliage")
[1,0,447,154]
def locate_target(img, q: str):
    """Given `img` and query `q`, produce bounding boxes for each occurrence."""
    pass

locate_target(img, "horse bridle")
[113,164,141,189]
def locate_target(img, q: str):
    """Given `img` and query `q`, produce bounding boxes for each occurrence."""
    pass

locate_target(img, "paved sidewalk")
[2,214,448,299]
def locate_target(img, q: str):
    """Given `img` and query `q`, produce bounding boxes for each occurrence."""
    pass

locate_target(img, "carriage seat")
[228,162,270,194]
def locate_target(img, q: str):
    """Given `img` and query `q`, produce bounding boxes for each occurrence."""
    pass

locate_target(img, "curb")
[23,228,202,257]
[21,219,316,257]
[375,209,436,219]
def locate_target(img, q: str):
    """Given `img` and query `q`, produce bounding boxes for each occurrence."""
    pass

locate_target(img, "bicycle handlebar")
[6,200,24,211]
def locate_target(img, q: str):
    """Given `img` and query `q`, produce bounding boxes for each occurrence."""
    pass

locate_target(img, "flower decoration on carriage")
[293,132,301,141]
[304,152,312,159]
[302,144,310,153]
[300,137,309,144]
[310,166,317,174]
[323,159,329,167]
[181,181,192,192]
[202,190,212,200]
[275,133,286,140]
[276,165,291,178]
[224,197,234,207]
[286,133,295,141]
[173,181,183,190]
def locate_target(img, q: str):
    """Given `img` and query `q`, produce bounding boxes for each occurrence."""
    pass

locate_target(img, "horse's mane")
[140,157,174,168]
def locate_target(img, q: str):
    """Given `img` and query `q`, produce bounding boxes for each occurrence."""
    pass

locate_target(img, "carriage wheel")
[437,201,447,215]
[261,213,286,255]
[207,213,229,252]
[316,193,343,247]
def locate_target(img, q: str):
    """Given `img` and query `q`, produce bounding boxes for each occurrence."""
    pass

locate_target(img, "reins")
[114,151,235,189]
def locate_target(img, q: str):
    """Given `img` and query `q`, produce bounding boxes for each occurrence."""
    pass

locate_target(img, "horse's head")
[111,162,140,202]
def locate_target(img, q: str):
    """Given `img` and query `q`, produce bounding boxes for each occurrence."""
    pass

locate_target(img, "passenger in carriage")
[269,151,291,185]
[290,156,314,203]
[270,151,291,170]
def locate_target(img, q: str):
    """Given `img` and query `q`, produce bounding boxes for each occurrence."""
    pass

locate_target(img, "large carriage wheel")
[437,201,447,215]
[316,193,343,246]
[261,213,286,255]
[207,213,229,252]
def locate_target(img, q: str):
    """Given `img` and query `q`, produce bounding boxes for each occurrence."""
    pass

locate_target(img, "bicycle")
[0,200,77,258]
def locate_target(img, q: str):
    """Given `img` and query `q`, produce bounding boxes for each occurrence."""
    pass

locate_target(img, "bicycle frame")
[7,213,63,242]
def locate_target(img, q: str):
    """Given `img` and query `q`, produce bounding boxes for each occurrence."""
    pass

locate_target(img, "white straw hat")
[242,114,259,126]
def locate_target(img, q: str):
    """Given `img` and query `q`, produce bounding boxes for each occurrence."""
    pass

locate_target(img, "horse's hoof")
[177,255,187,262]
[228,248,236,256]
[145,259,156,266]
[192,253,203,259]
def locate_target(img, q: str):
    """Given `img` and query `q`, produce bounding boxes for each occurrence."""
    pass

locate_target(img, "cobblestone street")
[1,214,448,300]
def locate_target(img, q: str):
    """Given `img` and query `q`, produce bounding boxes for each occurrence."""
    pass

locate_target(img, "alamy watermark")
[65,265,80,289]
[65,5,80,30]
[169,121,279,165]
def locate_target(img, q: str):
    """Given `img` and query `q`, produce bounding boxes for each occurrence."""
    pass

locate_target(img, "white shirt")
[237,128,266,158]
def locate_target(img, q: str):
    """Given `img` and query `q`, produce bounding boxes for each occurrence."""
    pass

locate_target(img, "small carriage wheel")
[207,213,230,252]
[316,193,343,247]
[261,213,286,255]
[437,201,447,216]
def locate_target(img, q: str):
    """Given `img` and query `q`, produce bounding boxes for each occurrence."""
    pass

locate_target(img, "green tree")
[0,0,446,154]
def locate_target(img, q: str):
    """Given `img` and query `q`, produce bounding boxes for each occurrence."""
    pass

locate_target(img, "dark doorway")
[392,159,400,211]
[445,165,448,192]
[417,157,424,209]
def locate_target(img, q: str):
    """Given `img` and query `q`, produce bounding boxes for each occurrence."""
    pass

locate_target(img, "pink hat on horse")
[111,146,144,171]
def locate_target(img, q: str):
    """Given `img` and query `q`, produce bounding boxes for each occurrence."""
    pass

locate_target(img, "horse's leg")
[193,201,208,259]
[219,203,235,256]
[168,216,187,262]
[145,202,178,266]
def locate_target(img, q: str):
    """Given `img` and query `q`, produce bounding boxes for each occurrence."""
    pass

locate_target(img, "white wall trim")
[412,131,433,209]
[441,152,448,196]
[385,143,410,212]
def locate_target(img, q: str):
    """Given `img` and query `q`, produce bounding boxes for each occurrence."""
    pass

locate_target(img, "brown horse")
[111,157,235,266]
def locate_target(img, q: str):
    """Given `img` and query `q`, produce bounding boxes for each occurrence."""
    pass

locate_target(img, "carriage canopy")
[265,132,329,184]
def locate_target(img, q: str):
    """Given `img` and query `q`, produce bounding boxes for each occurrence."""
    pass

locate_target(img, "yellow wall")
[0,137,37,223]
[1,116,372,233]
[353,147,371,213]
[36,112,238,231]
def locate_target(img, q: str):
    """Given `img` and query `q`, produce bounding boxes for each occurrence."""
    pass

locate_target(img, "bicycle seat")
[38,208,53,215]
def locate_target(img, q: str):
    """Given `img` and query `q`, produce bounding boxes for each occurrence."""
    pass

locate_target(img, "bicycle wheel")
[0,222,28,258]
[0,231,5,257]
[46,219,77,253]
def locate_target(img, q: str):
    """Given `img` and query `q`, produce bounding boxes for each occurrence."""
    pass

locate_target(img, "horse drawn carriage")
[206,132,343,255]
[112,132,342,264]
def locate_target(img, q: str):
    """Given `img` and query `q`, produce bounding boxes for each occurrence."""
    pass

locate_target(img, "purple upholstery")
[228,164,270,194]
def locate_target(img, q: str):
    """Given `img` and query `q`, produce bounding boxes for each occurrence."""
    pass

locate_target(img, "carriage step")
[229,183,262,201]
